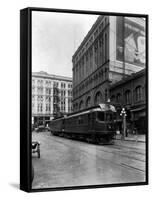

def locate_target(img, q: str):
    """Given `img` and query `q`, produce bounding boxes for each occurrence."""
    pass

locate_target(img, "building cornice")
[32,71,72,82]
[72,15,104,60]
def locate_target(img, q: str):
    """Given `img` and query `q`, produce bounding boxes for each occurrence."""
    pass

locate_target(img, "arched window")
[105,67,108,79]
[116,93,121,103]
[79,100,84,110]
[125,90,131,104]
[75,103,78,111]
[135,86,142,101]
[105,89,108,101]
[86,96,91,108]
[94,91,102,105]
[110,95,115,103]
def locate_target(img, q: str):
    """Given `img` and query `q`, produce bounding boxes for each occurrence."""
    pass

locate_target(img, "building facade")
[72,15,145,111]
[110,69,146,134]
[32,71,72,125]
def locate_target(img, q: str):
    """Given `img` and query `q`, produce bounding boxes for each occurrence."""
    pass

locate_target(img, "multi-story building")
[32,71,72,125]
[110,69,146,134]
[72,15,145,111]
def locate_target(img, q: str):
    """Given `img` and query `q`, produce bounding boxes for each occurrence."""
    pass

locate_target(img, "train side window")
[97,112,104,121]
[88,114,91,123]
[78,116,83,124]
[106,113,113,121]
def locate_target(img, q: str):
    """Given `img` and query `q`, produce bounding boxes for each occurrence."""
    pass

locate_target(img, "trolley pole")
[120,107,127,140]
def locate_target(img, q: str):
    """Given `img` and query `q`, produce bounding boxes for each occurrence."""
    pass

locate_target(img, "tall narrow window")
[105,33,108,61]
[95,91,102,105]
[125,90,131,104]
[135,86,142,101]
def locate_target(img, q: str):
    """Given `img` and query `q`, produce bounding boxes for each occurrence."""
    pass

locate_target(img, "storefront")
[131,106,146,134]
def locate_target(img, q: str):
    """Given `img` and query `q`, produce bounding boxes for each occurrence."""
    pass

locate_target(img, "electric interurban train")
[50,103,116,144]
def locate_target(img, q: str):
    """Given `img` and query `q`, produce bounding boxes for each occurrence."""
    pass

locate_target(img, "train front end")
[94,104,116,144]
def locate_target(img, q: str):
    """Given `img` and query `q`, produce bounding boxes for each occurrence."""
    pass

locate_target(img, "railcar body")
[49,117,64,136]
[50,104,116,144]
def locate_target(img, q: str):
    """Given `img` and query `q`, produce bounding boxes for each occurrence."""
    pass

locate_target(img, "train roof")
[65,103,116,119]
[51,104,116,121]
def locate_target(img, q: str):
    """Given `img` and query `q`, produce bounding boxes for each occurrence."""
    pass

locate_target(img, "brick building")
[110,69,146,134]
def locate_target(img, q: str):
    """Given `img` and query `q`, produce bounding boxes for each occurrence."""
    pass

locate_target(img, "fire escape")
[53,84,60,118]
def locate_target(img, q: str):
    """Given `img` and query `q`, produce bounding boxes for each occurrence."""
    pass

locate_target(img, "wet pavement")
[32,132,146,189]
[115,133,146,142]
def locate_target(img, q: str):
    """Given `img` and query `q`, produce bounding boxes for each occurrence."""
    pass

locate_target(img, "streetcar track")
[35,134,145,173]
[99,145,145,157]
[112,144,145,154]
[96,147,145,162]
[51,135,145,163]
[51,134,145,155]
[121,163,145,173]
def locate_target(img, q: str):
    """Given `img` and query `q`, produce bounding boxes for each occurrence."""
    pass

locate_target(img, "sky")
[32,11,99,77]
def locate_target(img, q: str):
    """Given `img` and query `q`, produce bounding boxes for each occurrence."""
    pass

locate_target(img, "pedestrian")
[133,127,136,135]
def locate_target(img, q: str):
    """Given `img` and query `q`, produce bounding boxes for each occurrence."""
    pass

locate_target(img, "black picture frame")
[20,7,148,192]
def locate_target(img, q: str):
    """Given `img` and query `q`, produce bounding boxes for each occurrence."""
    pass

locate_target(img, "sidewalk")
[114,133,145,143]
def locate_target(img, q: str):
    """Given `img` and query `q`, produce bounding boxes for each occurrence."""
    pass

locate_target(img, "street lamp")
[107,98,110,103]
[120,107,127,140]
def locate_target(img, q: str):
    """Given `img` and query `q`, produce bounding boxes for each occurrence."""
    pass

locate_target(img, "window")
[79,100,84,110]
[40,104,43,112]
[78,116,83,124]
[88,113,91,123]
[125,90,131,104]
[86,96,91,108]
[105,89,108,101]
[38,87,43,94]
[110,95,115,103]
[61,82,65,88]
[105,113,113,121]
[116,93,121,102]
[95,91,102,105]
[68,90,71,96]
[97,112,104,121]
[53,82,58,88]
[135,86,142,101]
[94,42,98,66]
[105,68,108,79]
[37,104,40,112]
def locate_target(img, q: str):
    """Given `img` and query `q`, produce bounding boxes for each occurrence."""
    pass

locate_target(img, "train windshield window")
[105,113,113,121]
[97,112,104,121]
